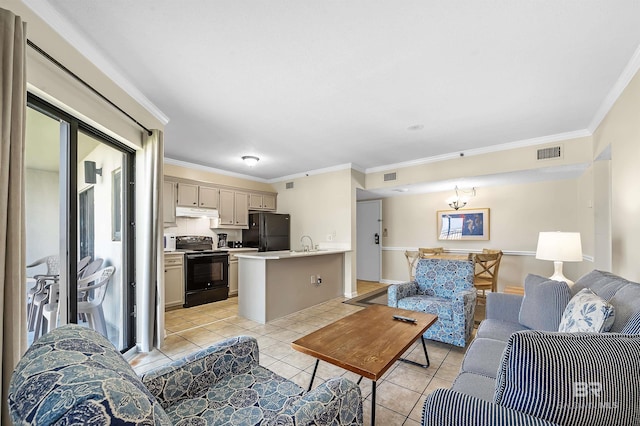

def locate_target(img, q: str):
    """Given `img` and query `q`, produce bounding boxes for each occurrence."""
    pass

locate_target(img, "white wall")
[25,168,59,272]
[78,143,126,347]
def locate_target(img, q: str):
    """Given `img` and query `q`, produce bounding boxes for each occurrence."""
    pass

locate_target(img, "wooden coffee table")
[291,304,437,425]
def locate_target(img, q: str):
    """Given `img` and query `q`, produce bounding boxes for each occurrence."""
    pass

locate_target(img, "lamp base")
[548,261,574,286]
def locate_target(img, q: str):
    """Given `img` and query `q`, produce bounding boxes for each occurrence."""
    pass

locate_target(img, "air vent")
[383,172,397,182]
[285,182,294,189]
[537,145,562,160]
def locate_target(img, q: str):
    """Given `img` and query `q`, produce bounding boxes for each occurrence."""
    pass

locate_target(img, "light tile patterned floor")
[130,282,466,425]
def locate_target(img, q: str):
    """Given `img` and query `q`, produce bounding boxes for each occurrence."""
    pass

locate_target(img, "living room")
[3,2,640,425]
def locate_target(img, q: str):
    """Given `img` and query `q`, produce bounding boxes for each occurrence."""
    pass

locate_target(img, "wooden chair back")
[472,250,503,298]
[418,247,444,258]
[404,250,419,281]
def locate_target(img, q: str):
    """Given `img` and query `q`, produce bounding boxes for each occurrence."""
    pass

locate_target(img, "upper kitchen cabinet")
[177,183,219,208]
[219,189,249,228]
[249,193,277,211]
[163,180,177,227]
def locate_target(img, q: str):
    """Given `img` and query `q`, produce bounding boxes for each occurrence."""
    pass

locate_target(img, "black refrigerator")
[243,212,291,252]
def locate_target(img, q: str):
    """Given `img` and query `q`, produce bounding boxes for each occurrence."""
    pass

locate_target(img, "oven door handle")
[186,253,226,259]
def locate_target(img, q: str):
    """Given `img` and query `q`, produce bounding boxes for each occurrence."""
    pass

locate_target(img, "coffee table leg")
[398,337,430,368]
[308,359,319,391]
[371,381,376,425]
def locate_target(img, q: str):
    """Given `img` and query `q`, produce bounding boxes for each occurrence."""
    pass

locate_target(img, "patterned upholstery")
[495,331,640,426]
[9,324,363,426]
[388,258,476,347]
[422,389,559,426]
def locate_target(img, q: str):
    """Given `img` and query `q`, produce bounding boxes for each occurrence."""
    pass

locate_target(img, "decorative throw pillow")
[519,274,571,331]
[622,310,640,334]
[558,288,615,332]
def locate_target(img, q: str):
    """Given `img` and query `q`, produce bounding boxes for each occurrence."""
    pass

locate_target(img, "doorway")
[356,200,382,282]
[25,94,136,351]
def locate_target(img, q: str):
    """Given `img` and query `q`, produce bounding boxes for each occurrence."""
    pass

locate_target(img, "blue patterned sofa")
[9,324,363,425]
[421,270,640,426]
[388,258,476,347]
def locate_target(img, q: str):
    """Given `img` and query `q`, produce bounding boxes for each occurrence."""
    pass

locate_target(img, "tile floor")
[130,282,468,425]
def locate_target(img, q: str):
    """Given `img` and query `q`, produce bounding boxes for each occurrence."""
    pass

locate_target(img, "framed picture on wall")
[437,208,490,240]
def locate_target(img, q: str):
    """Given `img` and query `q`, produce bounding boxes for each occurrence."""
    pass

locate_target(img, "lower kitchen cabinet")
[164,253,184,309]
[229,257,238,296]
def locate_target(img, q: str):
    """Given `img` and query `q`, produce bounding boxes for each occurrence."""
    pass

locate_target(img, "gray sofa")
[422,270,640,426]
[9,324,363,425]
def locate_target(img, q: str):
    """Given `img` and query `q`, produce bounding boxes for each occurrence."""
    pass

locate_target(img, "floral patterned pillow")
[558,288,615,332]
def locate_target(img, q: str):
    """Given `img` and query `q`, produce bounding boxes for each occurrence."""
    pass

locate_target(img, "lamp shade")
[535,232,583,262]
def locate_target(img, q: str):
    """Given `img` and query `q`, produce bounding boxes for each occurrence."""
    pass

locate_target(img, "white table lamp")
[535,231,583,286]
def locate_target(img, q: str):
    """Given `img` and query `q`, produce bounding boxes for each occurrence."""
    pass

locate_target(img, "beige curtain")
[0,7,27,424]
[137,129,164,352]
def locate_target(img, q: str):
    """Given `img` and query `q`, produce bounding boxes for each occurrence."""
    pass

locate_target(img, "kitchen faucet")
[300,235,314,252]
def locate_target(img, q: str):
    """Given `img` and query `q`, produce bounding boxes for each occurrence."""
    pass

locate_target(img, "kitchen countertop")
[235,249,350,260]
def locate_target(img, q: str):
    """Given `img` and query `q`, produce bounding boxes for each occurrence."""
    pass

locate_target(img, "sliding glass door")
[25,94,135,351]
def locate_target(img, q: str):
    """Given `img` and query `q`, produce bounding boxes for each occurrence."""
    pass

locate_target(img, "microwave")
[164,233,176,251]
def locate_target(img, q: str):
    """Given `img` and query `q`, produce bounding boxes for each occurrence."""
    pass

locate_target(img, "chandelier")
[447,186,476,210]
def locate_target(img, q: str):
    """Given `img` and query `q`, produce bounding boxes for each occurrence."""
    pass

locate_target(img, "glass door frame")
[27,93,137,352]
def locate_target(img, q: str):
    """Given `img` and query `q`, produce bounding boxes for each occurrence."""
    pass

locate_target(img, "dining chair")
[472,250,503,303]
[404,250,419,280]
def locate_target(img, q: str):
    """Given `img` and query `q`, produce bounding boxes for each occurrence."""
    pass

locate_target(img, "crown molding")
[588,43,640,133]
[267,163,357,183]
[365,129,592,174]
[23,0,169,126]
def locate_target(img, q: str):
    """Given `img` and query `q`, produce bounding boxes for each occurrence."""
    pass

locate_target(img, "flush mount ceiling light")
[241,155,260,167]
[407,124,424,131]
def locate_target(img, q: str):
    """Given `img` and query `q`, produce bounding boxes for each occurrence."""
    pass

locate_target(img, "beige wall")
[593,69,640,281]
[272,168,353,250]
[5,0,164,145]
[164,163,276,193]
[380,177,594,288]
[366,136,592,191]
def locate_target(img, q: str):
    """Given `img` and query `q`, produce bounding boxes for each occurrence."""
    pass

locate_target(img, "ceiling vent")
[383,172,397,182]
[537,145,563,160]
[285,182,294,189]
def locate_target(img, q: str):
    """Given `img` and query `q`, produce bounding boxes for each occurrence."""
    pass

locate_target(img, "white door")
[357,200,381,282]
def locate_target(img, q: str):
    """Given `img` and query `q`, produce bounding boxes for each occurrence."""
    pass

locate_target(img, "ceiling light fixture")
[447,185,476,210]
[407,124,424,131]
[242,155,260,167]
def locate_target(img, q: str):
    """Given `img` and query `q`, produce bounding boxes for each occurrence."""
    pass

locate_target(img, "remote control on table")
[393,315,417,323]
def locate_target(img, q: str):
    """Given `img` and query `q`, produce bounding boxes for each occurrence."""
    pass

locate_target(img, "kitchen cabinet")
[163,181,177,227]
[248,193,276,211]
[219,189,249,227]
[164,253,184,309]
[198,186,219,208]
[177,183,219,208]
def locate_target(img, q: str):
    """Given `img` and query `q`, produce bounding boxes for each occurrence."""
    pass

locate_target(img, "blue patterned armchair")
[388,258,476,347]
[9,324,363,425]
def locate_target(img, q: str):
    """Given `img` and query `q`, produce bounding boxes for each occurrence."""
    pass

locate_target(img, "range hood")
[175,206,219,218]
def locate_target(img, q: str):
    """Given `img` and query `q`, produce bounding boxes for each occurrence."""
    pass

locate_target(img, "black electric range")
[176,236,229,307]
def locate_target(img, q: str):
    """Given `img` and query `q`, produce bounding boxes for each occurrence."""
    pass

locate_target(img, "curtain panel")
[137,129,164,352]
[0,7,27,424]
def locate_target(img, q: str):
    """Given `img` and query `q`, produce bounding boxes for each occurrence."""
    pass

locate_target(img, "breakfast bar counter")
[236,249,349,323]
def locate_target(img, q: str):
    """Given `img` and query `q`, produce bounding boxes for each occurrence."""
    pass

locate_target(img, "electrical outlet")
[326,234,333,241]
[317,275,322,284]
[310,275,316,284]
